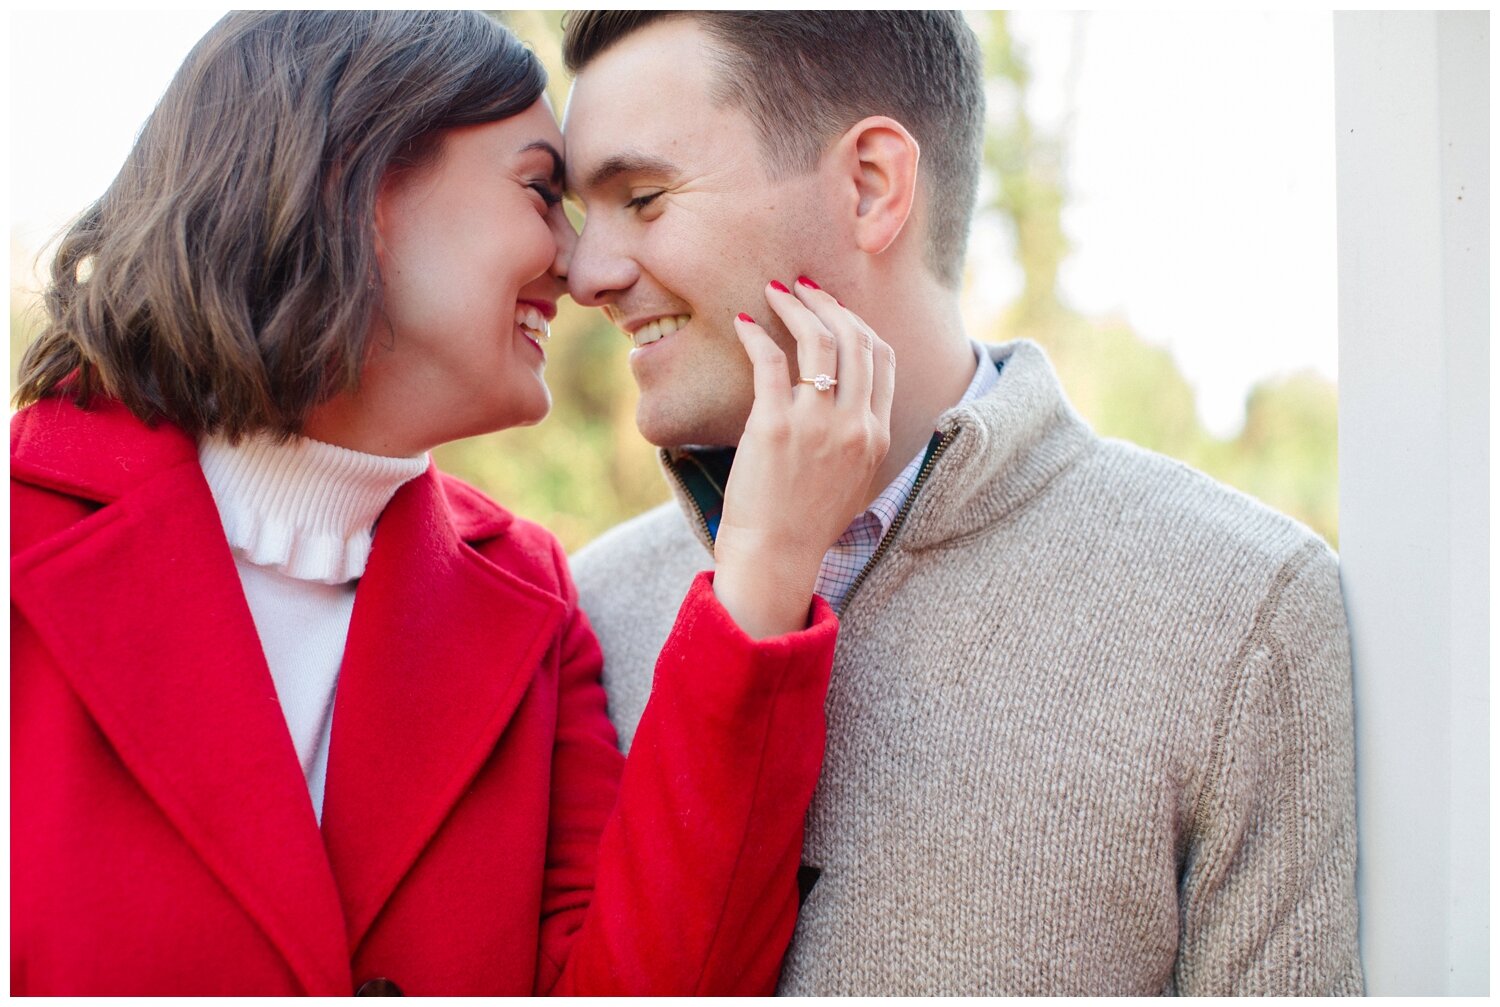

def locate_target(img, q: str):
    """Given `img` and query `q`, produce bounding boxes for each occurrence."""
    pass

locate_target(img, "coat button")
[356,978,403,996]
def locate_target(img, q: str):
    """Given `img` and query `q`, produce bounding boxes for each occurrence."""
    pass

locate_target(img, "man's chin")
[634,400,748,451]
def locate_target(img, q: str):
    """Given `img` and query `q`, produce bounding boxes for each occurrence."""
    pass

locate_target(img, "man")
[561,11,1361,996]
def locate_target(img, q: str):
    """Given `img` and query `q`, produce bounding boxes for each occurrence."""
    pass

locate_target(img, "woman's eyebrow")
[519,140,565,186]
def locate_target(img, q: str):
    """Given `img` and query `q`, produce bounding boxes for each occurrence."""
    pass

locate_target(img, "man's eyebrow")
[582,152,679,192]
[520,140,565,186]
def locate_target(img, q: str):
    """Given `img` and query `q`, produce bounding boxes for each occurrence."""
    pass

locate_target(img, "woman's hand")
[712,278,895,639]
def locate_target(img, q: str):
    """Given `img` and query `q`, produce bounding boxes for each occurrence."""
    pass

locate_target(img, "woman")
[11,11,892,995]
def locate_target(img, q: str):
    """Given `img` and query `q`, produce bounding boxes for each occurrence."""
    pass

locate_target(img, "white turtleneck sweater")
[198,433,428,821]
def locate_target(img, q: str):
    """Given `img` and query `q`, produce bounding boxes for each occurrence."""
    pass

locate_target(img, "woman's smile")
[516,300,555,359]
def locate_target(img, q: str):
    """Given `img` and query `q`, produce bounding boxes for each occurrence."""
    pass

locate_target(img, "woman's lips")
[515,303,550,358]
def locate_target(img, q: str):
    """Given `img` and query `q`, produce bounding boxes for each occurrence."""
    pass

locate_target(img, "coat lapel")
[318,468,566,952]
[11,404,351,994]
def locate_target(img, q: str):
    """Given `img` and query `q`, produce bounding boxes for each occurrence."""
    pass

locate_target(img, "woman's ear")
[833,116,920,257]
[370,159,423,269]
[371,176,395,269]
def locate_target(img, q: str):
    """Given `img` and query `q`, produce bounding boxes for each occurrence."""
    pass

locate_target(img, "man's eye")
[529,183,562,208]
[625,191,663,212]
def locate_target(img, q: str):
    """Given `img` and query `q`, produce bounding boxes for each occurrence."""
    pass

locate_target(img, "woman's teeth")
[633,314,691,348]
[515,304,550,344]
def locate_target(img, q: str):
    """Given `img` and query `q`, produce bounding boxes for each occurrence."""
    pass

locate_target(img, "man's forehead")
[564,100,679,192]
[563,79,680,153]
[565,120,694,198]
[562,19,726,181]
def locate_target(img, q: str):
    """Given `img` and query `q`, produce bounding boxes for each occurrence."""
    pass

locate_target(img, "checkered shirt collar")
[813,343,1001,612]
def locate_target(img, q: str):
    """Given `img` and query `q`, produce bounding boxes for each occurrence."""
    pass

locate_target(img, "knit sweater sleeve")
[1174,541,1363,995]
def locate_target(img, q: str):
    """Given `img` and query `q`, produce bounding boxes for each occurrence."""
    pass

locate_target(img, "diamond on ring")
[801,373,838,392]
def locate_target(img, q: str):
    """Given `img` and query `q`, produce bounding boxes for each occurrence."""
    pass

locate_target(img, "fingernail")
[737,312,755,323]
[768,280,791,293]
[797,275,821,290]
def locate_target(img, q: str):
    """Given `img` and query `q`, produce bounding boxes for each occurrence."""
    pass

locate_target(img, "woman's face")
[304,99,575,456]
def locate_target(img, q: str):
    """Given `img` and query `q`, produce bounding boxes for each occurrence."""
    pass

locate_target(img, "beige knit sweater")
[572,340,1362,995]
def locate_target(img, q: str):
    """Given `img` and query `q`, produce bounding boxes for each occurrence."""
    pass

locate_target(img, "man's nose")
[567,219,639,308]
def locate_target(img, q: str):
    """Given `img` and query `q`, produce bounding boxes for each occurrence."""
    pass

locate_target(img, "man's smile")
[621,312,693,349]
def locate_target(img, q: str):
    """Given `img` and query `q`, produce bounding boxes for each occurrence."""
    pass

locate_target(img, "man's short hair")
[563,11,985,288]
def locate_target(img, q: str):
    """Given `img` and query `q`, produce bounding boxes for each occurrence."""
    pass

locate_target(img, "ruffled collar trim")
[198,432,429,584]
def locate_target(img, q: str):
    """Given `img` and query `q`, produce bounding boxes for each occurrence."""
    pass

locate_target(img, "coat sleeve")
[531,554,838,996]
[1174,543,1363,995]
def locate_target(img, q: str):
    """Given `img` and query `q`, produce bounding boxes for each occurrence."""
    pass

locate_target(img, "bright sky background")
[1003,10,1337,436]
[9,10,1337,438]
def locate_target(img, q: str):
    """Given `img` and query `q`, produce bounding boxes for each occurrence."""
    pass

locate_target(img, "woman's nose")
[549,205,577,283]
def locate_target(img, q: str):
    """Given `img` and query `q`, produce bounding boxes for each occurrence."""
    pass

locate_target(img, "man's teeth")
[515,305,550,343]
[632,314,691,348]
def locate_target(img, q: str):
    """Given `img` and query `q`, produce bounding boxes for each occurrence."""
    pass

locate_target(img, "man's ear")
[833,116,920,257]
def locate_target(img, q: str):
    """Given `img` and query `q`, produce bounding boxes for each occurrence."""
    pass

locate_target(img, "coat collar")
[11,397,561,986]
[12,398,352,993]
[318,463,566,953]
[10,394,200,503]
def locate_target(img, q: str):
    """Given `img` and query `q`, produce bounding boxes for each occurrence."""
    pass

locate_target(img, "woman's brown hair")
[16,11,546,439]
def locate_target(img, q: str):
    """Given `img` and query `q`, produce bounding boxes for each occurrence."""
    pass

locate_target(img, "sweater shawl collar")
[661,340,1095,554]
[901,339,1095,549]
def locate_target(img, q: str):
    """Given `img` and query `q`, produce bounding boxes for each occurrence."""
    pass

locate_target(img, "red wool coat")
[11,396,837,996]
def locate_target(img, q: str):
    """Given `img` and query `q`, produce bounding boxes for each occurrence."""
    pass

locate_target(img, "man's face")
[564,18,838,447]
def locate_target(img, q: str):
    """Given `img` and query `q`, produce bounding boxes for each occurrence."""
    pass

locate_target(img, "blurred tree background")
[972,12,1339,543]
[8,10,1338,550]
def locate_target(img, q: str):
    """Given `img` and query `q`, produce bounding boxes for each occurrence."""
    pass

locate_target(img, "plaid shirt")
[814,344,1000,613]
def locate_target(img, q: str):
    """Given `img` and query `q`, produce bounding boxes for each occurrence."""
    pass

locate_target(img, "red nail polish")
[737,312,755,323]
[769,280,791,293]
[797,275,821,290]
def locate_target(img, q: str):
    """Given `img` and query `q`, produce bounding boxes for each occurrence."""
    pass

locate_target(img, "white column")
[1334,12,1489,996]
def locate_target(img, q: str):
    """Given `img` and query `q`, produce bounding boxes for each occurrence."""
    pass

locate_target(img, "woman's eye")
[625,191,663,212]
[529,183,562,208]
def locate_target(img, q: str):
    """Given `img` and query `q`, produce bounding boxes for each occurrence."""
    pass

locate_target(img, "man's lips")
[621,313,692,349]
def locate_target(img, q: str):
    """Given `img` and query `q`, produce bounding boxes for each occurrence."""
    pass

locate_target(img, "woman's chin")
[512,403,552,429]
[517,384,553,427]
[486,387,553,433]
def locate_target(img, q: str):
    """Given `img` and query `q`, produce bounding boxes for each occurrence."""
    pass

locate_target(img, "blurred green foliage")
[975,11,1338,546]
[9,10,1338,551]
